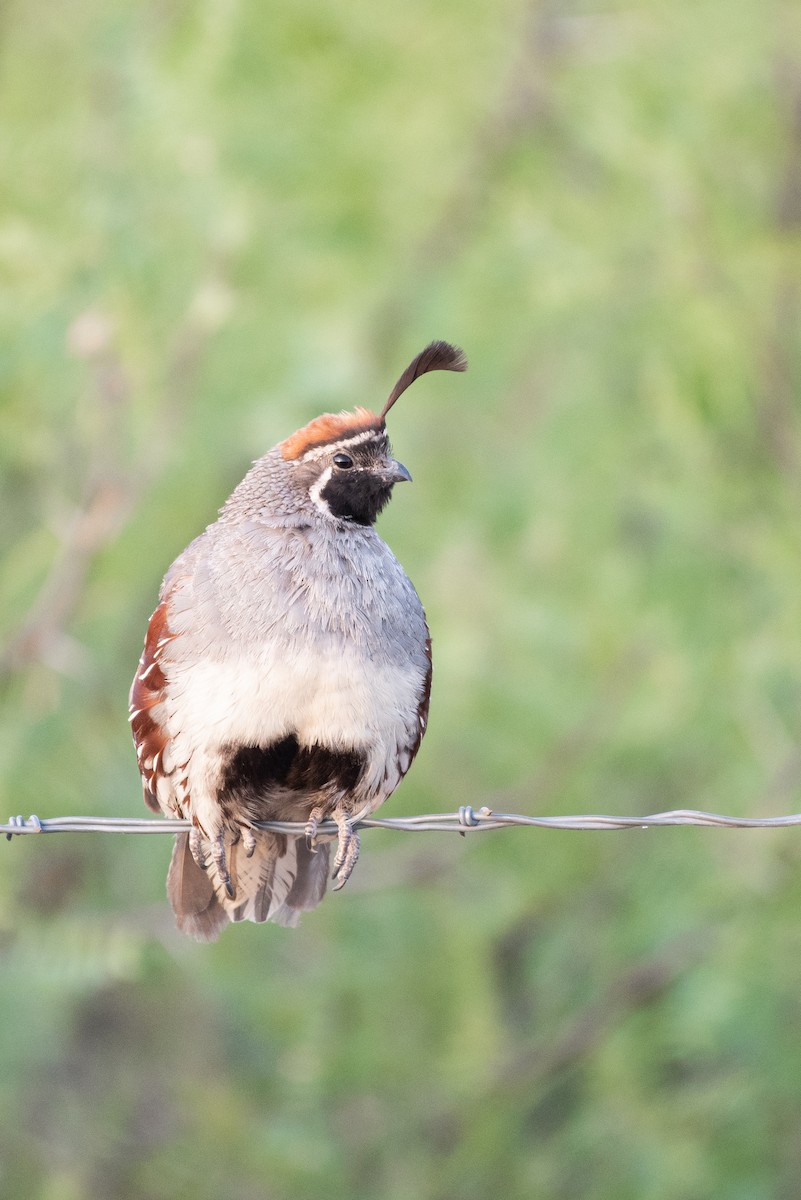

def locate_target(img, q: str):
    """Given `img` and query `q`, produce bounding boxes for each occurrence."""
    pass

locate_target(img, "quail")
[130,341,467,940]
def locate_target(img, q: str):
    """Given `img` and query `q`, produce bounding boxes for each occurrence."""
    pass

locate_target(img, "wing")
[410,634,433,768]
[129,592,188,817]
[129,537,206,816]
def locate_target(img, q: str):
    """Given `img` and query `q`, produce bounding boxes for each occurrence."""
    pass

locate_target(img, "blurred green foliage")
[3,0,801,1196]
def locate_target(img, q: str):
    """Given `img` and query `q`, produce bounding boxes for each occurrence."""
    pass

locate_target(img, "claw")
[242,826,257,858]
[331,807,360,891]
[210,831,235,900]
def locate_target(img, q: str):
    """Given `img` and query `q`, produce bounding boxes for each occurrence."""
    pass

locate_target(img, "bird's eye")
[333,452,354,469]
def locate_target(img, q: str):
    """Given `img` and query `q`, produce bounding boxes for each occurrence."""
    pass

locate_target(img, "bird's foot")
[188,826,206,869]
[241,826,257,859]
[304,804,327,852]
[331,806,360,892]
[210,831,235,899]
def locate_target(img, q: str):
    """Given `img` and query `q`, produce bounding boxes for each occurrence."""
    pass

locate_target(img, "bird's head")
[273,341,467,527]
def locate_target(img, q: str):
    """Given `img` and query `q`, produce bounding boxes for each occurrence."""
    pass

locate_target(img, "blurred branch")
[508,644,650,812]
[0,340,134,680]
[750,54,801,480]
[748,58,801,479]
[425,931,707,1156]
[370,3,588,353]
[494,932,704,1094]
[369,3,640,356]
[0,301,218,684]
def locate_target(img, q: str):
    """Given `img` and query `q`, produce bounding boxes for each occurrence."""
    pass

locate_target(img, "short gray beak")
[386,459,412,484]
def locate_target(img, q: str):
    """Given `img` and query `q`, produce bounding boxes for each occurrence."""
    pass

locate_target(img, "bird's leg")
[331,803,360,891]
[210,831,236,899]
[188,826,206,869]
[241,825,257,859]
[304,803,327,851]
[231,820,257,859]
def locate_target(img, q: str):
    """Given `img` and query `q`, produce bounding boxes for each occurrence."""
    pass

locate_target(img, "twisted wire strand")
[5,806,801,840]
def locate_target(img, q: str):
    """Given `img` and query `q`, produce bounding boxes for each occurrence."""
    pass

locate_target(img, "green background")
[3,1,801,1196]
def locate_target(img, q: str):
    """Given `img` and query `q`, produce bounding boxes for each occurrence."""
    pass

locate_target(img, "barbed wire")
[5,805,801,841]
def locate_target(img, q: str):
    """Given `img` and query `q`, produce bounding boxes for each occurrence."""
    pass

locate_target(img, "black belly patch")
[217,735,365,820]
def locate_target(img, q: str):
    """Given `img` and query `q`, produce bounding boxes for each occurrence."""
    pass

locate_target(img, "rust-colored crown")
[279,341,467,462]
[279,407,381,461]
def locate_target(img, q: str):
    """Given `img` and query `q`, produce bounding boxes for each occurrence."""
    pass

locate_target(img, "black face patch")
[319,471,395,525]
[217,736,365,822]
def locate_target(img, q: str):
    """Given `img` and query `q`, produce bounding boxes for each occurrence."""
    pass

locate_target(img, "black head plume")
[380,341,467,421]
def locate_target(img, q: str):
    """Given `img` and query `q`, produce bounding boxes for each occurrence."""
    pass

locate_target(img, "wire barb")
[4,807,801,838]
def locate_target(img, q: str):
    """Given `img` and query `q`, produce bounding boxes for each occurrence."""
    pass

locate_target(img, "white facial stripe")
[297,428,382,464]
[309,464,334,516]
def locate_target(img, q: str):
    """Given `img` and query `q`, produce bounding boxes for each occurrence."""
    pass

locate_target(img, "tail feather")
[166,829,331,940]
[227,835,331,926]
[270,839,331,927]
[166,832,230,942]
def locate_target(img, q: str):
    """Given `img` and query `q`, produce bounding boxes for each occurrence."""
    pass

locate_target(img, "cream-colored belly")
[161,640,420,816]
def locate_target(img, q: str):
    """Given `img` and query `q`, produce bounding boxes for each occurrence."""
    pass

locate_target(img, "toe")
[211,832,236,900]
[332,831,360,890]
[188,827,206,869]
